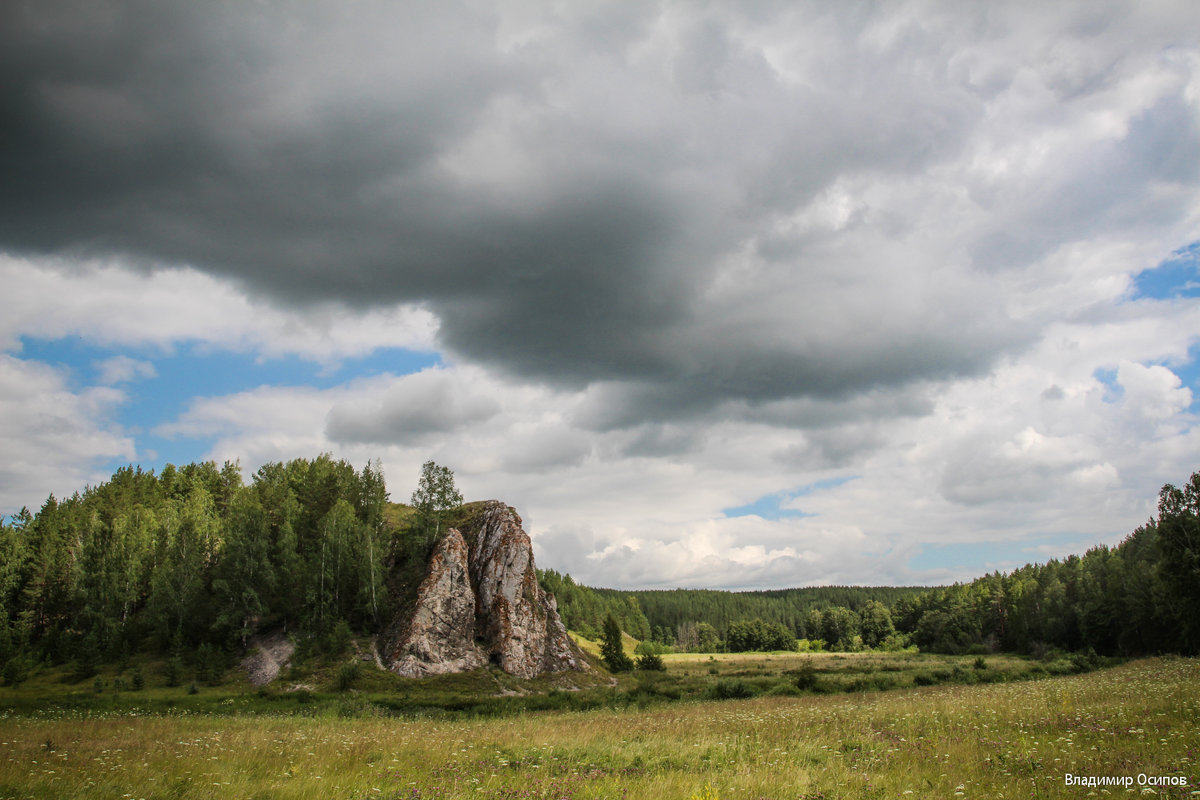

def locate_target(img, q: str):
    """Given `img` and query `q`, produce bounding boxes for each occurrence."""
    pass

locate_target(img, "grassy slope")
[0,643,1109,718]
[0,657,1195,799]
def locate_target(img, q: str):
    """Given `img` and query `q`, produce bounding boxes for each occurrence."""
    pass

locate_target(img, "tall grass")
[0,657,1195,799]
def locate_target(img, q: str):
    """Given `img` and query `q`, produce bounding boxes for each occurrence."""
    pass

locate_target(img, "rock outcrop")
[382,501,585,679]
[241,629,295,687]
[385,529,487,677]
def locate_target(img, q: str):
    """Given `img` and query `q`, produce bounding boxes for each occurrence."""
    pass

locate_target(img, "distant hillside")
[537,570,930,650]
[628,584,931,634]
[539,467,1200,658]
[2,458,1197,683]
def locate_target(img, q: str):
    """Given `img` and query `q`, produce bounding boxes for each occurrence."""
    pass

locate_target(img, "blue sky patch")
[1167,342,1200,412]
[16,336,440,472]
[1093,366,1122,403]
[908,532,1098,572]
[1130,240,1200,300]
[1093,349,1200,412]
[723,476,857,520]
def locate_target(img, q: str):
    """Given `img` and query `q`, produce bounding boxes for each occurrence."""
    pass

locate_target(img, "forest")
[0,456,397,683]
[537,571,927,652]
[0,458,1198,686]
[893,475,1200,656]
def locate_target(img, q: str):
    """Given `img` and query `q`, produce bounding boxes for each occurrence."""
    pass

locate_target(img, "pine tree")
[600,613,633,672]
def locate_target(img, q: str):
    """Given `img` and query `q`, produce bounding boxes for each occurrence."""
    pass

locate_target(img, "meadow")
[0,656,1196,799]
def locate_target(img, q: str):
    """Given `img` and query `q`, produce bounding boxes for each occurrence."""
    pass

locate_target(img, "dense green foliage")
[539,570,925,652]
[0,456,403,675]
[895,471,1200,656]
[631,584,931,636]
[537,569,654,641]
[726,618,796,652]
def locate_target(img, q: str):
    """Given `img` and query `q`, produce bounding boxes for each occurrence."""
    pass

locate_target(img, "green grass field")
[0,640,1102,720]
[0,655,1195,799]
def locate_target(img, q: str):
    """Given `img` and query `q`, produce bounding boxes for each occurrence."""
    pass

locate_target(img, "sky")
[2,0,1199,590]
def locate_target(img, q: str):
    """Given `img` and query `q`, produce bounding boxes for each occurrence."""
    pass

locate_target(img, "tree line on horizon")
[0,460,1197,686]
[893,474,1200,656]
[536,571,926,652]
[542,472,1200,658]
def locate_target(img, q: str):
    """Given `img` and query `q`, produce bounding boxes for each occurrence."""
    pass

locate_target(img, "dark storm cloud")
[0,1,713,388]
[0,0,536,290]
[3,1,1192,428]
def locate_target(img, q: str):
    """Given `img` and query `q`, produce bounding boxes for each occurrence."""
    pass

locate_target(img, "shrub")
[789,659,818,690]
[1045,658,1076,676]
[708,679,757,700]
[913,671,937,686]
[951,666,978,684]
[631,675,680,701]
[165,653,184,687]
[1029,641,1055,661]
[196,642,226,686]
[973,656,988,670]
[636,652,666,672]
[1070,649,1100,673]
[635,640,667,656]
[336,661,361,691]
[849,674,897,692]
[2,657,28,687]
[766,680,803,697]
[131,668,145,691]
[323,621,354,658]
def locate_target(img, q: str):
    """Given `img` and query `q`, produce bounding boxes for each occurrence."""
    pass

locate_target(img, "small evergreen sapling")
[601,614,633,673]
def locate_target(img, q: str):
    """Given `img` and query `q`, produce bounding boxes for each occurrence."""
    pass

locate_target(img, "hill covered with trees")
[537,572,928,651]
[1,459,1197,687]
[0,456,420,683]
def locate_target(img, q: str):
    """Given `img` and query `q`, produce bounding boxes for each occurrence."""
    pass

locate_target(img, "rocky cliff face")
[382,501,585,679]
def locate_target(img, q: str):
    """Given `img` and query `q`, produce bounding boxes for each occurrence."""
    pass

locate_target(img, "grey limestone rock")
[384,528,487,677]
[383,501,585,679]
